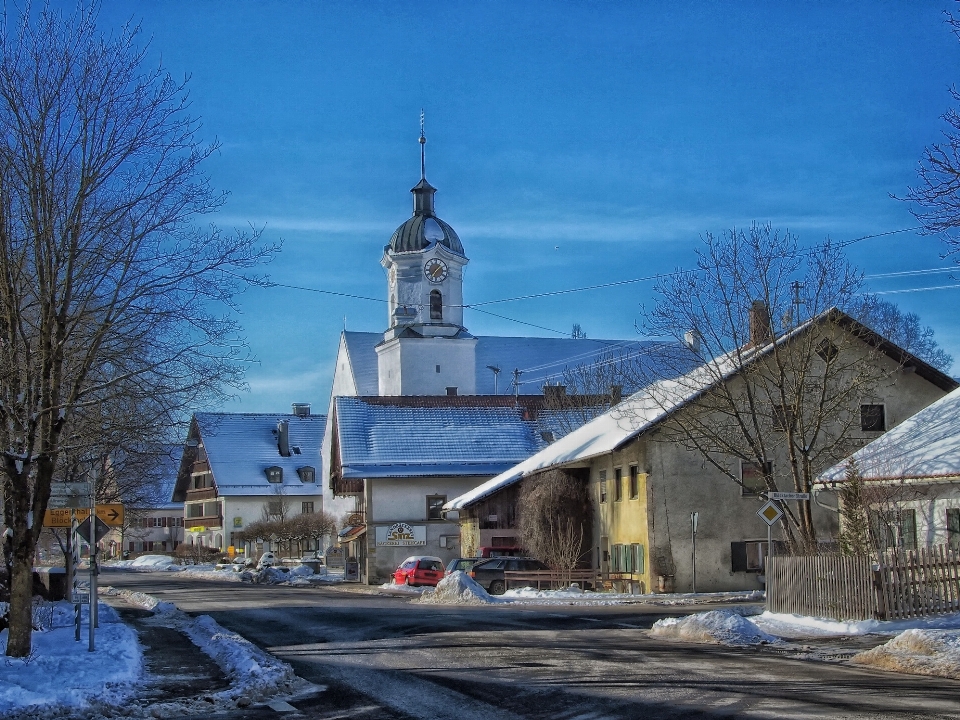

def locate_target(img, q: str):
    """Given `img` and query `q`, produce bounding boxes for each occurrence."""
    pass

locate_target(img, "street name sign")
[768,492,810,501]
[48,495,88,509]
[50,482,92,496]
[72,592,90,604]
[757,500,783,526]
[43,504,125,528]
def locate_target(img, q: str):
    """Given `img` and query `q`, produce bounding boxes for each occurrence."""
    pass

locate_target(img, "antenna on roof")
[419,109,426,181]
[512,368,522,402]
[486,365,501,395]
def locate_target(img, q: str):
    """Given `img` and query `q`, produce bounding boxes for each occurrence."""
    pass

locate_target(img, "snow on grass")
[378,581,429,595]
[0,601,141,718]
[651,609,781,646]
[852,629,960,679]
[417,571,504,605]
[752,610,960,639]
[501,586,765,606]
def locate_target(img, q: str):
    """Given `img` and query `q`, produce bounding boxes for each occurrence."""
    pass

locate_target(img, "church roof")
[388,212,464,255]
[341,331,695,395]
[333,396,553,478]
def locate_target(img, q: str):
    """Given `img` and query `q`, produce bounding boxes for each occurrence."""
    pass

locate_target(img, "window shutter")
[633,544,644,575]
[731,542,748,572]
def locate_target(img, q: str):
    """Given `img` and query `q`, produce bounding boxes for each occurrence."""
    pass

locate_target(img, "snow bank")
[651,609,780,646]
[112,554,179,570]
[852,629,960,679]
[0,601,141,717]
[752,610,960,638]
[418,571,503,605]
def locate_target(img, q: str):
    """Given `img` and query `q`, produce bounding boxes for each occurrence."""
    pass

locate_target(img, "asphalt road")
[103,570,960,720]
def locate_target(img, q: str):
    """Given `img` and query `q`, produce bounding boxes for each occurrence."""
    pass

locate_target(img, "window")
[816,339,839,363]
[192,473,211,490]
[614,468,623,502]
[871,508,917,550]
[301,502,314,514]
[861,404,886,432]
[948,509,960,550]
[446,387,458,396]
[430,290,442,320]
[740,461,771,496]
[731,541,767,573]
[185,503,204,519]
[772,404,794,432]
[265,466,283,483]
[629,466,639,500]
[599,470,607,504]
[267,502,283,518]
[427,495,446,520]
[297,466,316,483]
[436,364,441,373]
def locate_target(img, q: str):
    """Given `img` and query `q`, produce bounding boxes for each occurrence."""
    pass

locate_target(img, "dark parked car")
[444,557,484,576]
[468,556,549,595]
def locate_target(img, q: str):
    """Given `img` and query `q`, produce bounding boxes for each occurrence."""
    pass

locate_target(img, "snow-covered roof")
[154,446,182,510]
[446,308,958,510]
[341,331,694,395]
[176,412,326,499]
[334,396,553,478]
[818,385,960,485]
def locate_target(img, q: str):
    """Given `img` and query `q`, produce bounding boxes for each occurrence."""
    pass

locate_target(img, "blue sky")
[93,1,960,412]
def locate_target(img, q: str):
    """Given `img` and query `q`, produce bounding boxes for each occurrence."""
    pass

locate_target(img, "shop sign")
[375,522,426,547]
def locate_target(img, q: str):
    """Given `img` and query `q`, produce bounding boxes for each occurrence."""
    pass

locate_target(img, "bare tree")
[518,469,592,584]
[852,296,952,373]
[261,484,291,524]
[0,5,276,656]
[906,11,960,251]
[643,224,898,553]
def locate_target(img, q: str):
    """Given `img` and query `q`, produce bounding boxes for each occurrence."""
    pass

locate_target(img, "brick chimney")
[749,300,773,346]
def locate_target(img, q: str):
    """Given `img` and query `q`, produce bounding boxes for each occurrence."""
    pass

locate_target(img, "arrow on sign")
[103,506,121,523]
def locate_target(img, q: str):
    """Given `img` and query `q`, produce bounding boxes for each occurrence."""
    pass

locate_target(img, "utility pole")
[512,368,522,401]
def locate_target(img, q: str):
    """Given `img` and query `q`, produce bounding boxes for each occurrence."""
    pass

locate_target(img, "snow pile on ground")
[110,587,309,708]
[111,554,179,570]
[418,571,503,605]
[378,581,429,595]
[851,629,960,679]
[751,610,960,639]
[651,609,780,646]
[500,586,764,606]
[0,601,142,718]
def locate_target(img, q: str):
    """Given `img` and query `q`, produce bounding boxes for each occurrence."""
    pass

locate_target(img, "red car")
[393,556,445,587]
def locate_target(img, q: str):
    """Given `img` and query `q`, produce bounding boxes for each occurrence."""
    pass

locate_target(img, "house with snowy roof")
[173,406,326,556]
[446,308,957,594]
[816,385,960,552]
[329,394,590,583]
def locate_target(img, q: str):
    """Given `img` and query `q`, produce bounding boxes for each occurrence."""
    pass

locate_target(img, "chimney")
[277,420,290,457]
[749,300,773,346]
[609,385,623,406]
[684,330,700,354]
[542,384,567,401]
[291,403,311,417]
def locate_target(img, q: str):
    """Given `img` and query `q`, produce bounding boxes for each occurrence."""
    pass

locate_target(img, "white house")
[173,405,326,557]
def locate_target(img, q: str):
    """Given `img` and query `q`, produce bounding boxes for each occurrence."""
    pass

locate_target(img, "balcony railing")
[192,460,211,474]
[183,514,223,531]
[184,487,217,501]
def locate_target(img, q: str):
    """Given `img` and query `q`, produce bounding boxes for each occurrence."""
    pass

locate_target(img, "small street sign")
[767,492,811,501]
[757,500,783,526]
[76,516,112,543]
[48,495,88,509]
[51,482,92,496]
[72,592,90,604]
[44,504,125,528]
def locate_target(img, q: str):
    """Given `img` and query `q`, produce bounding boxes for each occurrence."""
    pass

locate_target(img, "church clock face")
[423,258,448,284]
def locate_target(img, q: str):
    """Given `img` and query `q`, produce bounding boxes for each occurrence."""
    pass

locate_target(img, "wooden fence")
[767,544,960,621]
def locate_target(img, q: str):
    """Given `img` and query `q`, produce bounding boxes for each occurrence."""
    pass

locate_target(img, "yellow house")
[447,309,957,593]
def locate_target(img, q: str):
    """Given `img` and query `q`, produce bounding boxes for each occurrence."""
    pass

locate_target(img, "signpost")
[44,504,124,528]
[690,512,699,594]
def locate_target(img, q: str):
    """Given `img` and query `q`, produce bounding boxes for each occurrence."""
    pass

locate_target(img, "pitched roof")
[333,396,554,478]
[174,412,327,499]
[818,385,960,485]
[341,331,694,395]
[446,308,958,510]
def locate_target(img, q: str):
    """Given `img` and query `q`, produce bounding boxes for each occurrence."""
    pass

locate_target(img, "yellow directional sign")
[43,504,125,528]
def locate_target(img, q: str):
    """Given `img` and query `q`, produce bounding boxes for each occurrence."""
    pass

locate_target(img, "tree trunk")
[7,540,35,656]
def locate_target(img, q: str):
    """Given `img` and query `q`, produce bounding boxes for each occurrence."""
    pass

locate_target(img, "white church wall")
[376,336,478,395]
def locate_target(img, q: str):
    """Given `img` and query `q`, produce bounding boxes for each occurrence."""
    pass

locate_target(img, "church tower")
[375,121,477,396]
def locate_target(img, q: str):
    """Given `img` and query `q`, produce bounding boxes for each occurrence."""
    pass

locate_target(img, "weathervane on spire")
[419,109,426,180]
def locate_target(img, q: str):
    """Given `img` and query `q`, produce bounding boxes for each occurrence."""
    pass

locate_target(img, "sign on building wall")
[376,522,427,547]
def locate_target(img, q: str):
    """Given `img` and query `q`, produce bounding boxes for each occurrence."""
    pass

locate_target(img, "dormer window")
[297,466,316,483]
[265,466,283,483]
[430,290,442,320]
